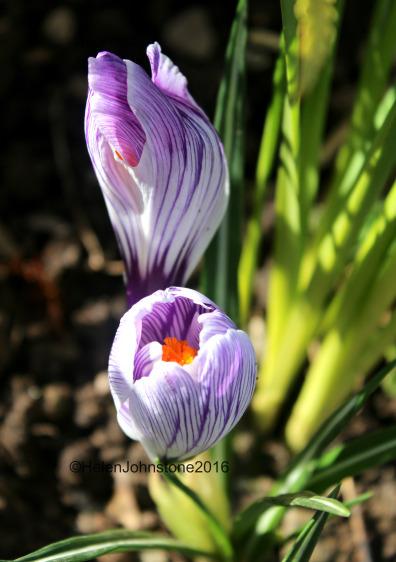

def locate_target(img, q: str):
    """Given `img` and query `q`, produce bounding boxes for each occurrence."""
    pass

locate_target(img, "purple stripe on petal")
[124,52,229,304]
[88,52,145,166]
[86,45,229,306]
[147,43,201,111]
[108,287,256,461]
[134,341,162,381]
[198,310,236,346]
[139,296,211,349]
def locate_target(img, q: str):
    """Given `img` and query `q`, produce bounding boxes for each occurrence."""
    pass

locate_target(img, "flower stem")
[161,467,233,561]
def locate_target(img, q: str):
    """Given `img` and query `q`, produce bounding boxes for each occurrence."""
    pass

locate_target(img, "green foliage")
[233,491,349,541]
[161,469,233,561]
[2,531,217,562]
[201,0,248,325]
[281,487,341,562]
[241,359,396,557]
[252,0,396,448]
[308,426,396,491]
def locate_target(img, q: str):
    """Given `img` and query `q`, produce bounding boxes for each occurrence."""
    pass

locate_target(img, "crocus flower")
[108,287,256,461]
[85,43,229,306]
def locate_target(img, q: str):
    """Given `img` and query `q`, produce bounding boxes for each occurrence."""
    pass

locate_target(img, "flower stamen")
[162,337,197,366]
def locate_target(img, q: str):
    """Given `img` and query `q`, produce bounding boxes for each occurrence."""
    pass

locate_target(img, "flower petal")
[134,341,163,381]
[87,52,146,167]
[147,42,200,111]
[125,56,229,298]
[139,296,211,349]
[119,328,256,461]
[198,310,236,346]
[85,53,149,298]
[86,47,228,306]
[186,329,257,458]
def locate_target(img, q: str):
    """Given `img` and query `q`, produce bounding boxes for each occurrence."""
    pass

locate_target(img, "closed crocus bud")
[85,43,229,306]
[108,287,257,461]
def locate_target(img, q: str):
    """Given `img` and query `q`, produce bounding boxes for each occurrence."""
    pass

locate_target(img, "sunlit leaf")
[295,0,338,95]
[8,530,216,562]
[281,486,341,562]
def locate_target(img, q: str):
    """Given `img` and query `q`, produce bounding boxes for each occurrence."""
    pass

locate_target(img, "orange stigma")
[114,150,124,161]
[162,337,198,366]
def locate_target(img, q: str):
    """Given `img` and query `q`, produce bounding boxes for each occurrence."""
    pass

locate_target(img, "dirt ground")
[1,1,395,561]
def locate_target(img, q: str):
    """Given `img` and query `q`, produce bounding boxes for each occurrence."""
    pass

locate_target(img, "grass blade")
[234,491,349,541]
[8,531,216,562]
[238,51,285,326]
[201,0,248,501]
[244,359,396,554]
[281,486,341,562]
[201,0,248,324]
[295,0,339,96]
[334,0,396,182]
[308,425,396,491]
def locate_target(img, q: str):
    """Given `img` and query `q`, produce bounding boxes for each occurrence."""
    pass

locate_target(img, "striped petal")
[108,287,256,461]
[85,46,229,306]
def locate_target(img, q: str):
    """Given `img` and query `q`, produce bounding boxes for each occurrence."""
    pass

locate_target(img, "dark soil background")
[0,1,395,561]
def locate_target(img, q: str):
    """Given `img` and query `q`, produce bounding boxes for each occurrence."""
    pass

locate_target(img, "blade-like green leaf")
[202,0,248,498]
[281,0,299,102]
[233,491,349,541]
[280,491,372,548]
[335,0,396,183]
[201,0,248,324]
[299,0,343,226]
[244,359,396,554]
[8,530,216,562]
[382,348,396,397]
[260,0,302,379]
[295,0,339,96]
[301,87,396,295]
[308,425,396,491]
[322,179,396,334]
[162,470,233,561]
[238,50,285,326]
[281,486,341,562]
[289,359,396,467]
[287,493,349,517]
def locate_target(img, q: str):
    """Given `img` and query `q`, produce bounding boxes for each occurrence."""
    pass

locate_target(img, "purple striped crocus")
[85,43,229,306]
[108,287,256,461]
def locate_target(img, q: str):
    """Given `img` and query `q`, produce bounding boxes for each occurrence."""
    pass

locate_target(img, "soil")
[1,1,395,561]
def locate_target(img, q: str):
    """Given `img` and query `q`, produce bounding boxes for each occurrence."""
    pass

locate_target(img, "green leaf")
[287,493,350,517]
[9,530,217,562]
[238,50,285,326]
[308,425,396,491]
[335,0,396,182]
[280,491,372,548]
[281,0,299,102]
[244,358,396,551]
[161,470,233,561]
[382,346,396,397]
[294,0,339,96]
[202,0,248,500]
[321,180,396,334]
[289,358,396,466]
[281,486,341,562]
[233,491,349,541]
[201,0,248,324]
[299,0,343,226]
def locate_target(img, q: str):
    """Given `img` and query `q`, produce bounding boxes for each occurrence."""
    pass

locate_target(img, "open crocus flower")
[108,287,256,461]
[85,43,229,306]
